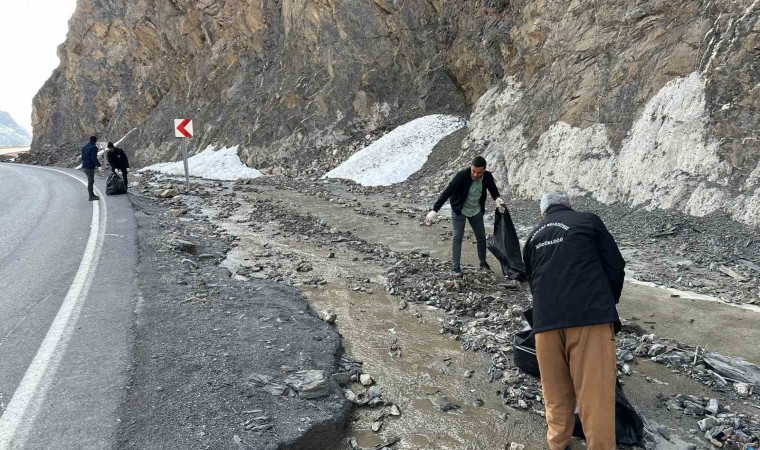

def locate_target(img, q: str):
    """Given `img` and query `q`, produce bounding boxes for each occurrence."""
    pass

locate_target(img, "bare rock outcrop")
[29,0,759,224]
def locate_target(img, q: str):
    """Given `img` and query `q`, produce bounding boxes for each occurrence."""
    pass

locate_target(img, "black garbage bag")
[487,207,527,281]
[512,308,644,446]
[572,381,644,446]
[106,172,127,195]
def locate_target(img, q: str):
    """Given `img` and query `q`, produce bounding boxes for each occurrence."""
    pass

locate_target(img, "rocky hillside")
[0,111,31,146]
[29,0,759,226]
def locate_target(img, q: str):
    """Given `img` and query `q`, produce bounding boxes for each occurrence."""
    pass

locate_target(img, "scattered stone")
[263,383,287,396]
[699,417,720,432]
[371,420,383,432]
[367,386,382,400]
[321,310,337,324]
[434,396,460,412]
[648,343,667,356]
[296,261,313,272]
[173,239,197,254]
[463,370,474,378]
[157,188,179,198]
[507,443,525,450]
[360,374,374,386]
[332,372,352,385]
[283,370,329,399]
[706,398,719,415]
[389,404,401,416]
[735,382,752,397]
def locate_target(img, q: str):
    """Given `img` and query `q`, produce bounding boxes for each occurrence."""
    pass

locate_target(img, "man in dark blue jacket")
[522,192,625,450]
[81,136,101,201]
[426,156,504,277]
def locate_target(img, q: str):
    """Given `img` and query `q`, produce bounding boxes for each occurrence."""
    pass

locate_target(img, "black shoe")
[479,262,492,272]
[451,269,463,278]
[89,195,100,201]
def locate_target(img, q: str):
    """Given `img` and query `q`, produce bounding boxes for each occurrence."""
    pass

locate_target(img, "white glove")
[495,197,505,207]
[425,210,437,225]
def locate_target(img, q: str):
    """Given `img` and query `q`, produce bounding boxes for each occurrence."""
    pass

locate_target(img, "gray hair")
[540,192,571,214]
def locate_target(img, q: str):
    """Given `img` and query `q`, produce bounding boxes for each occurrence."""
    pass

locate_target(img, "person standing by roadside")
[425,156,505,277]
[81,136,100,201]
[106,142,130,189]
[522,192,626,450]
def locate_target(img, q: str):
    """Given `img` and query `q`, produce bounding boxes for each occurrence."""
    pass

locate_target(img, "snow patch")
[140,146,262,181]
[115,128,138,146]
[324,115,466,186]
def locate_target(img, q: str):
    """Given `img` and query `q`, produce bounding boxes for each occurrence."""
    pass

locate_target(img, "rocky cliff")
[29,0,759,225]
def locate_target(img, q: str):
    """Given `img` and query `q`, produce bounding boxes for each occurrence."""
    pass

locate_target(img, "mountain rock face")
[30,0,760,225]
[0,111,31,146]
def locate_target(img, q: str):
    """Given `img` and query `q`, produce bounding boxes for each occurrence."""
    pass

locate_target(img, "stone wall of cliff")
[29,0,759,225]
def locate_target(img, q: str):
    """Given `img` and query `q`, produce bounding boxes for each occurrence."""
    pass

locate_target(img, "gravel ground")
[115,194,350,450]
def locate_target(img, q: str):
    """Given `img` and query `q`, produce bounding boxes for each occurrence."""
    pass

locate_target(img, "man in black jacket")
[106,142,130,189]
[81,136,101,201]
[522,192,625,450]
[426,156,504,277]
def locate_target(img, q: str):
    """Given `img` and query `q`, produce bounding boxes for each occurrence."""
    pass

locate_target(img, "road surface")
[0,163,137,449]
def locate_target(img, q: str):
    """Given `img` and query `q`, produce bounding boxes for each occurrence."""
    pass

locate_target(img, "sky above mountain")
[0,0,78,133]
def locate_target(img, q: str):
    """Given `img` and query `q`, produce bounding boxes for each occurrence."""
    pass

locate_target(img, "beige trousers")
[535,323,617,450]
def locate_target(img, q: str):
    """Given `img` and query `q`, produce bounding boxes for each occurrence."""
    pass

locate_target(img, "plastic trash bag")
[512,308,644,446]
[106,172,127,195]
[487,207,527,281]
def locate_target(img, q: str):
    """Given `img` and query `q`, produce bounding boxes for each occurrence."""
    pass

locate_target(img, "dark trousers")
[84,168,95,197]
[451,211,487,271]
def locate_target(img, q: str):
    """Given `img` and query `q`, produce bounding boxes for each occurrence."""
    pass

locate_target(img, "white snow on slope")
[324,115,466,186]
[140,145,262,181]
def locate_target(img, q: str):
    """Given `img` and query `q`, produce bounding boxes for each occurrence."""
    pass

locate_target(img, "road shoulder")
[116,194,350,449]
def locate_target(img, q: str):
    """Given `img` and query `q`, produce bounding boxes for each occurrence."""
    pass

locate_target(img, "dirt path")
[137,173,760,450]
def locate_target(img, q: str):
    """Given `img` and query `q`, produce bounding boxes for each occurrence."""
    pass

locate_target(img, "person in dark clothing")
[426,156,504,277]
[106,142,130,189]
[522,192,626,450]
[81,136,101,201]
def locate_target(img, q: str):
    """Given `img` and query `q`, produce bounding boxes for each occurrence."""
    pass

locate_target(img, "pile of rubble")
[617,333,760,398]
[661,394,760,449]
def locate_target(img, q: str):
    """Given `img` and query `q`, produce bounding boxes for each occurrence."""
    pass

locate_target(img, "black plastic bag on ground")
[106,172,127,195]
[487,207,527,281]
[512,308,644,447]
[572,381,645,447]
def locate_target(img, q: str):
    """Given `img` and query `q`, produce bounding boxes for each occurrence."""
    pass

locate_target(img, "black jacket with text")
[106,147,130,170]
[432,168,500,215]
[522,205,626,333]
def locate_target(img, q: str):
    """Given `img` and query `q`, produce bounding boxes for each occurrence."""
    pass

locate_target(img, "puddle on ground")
[303,274,548,450]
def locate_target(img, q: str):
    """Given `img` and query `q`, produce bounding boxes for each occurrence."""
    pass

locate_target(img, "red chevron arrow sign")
[174,119,193,138]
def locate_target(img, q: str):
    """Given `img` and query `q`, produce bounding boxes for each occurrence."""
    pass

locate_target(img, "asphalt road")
[0,163,137,449]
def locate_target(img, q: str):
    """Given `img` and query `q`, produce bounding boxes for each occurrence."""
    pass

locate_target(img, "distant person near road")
[106,142,130,189]
[81,136,101,201]
[522,192,626,450]
[425,155,505,277]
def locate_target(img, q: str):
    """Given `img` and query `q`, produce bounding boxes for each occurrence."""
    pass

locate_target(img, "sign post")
[174,119,194,190]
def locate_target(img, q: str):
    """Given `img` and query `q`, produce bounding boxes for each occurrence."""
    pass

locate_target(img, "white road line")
[0,167,106,449]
